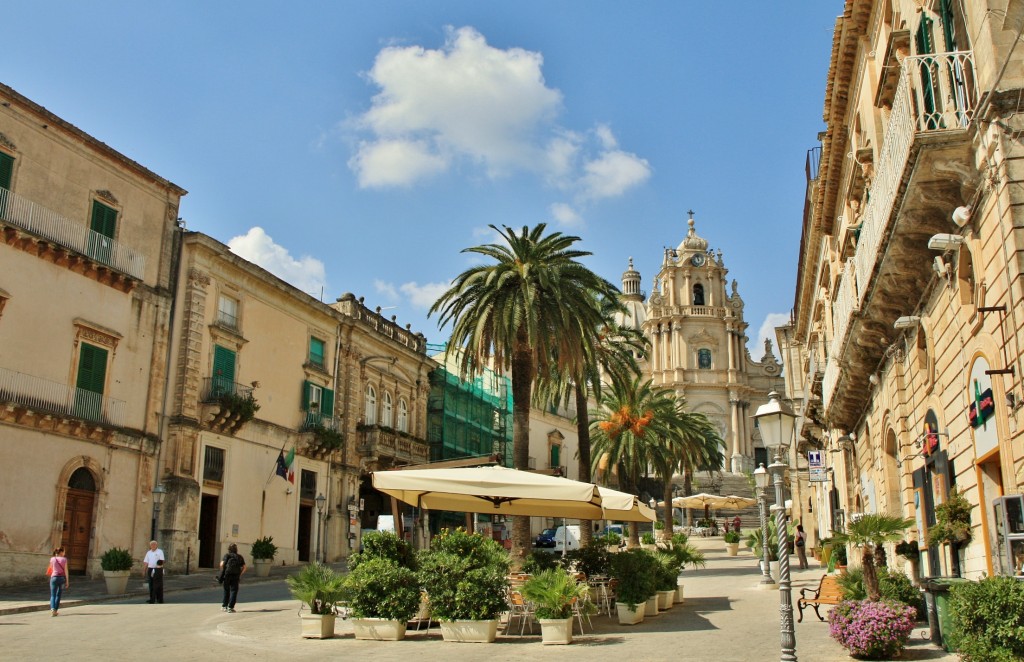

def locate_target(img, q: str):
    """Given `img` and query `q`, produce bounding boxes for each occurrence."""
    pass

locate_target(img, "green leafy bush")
[250,536,277,561]
[641,532,656,545]
[417,528,510,621]
[946,576,1024,661]
[522,549,560,575]
[342,557,420,621]
[653,551,682,591]
[894,539,919,559]
[562,544,611,578]
[598,531,622,547]
[745,520,779,561]
[836,568,924,620]
[610,548,659,608]
[522,568,590,619]
[350,530,416,570]
[723,530,741,544]
[100,547,134,572]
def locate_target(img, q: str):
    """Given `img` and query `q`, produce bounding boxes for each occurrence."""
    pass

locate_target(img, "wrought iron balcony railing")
[0,188,146,280]
[0,366,126,426]
[201,376,254,403]
[300,410,338,432]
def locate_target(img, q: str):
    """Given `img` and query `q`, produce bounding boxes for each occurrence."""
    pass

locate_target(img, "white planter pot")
[300,613,337,639]
[607,545,620,554]
[253,559,272,578]
[616,603,644,625]
[770,561,781,583]
[644,595,660,616]
[439,619,499,643]
[675,583,685,603]
[538,617,573,645]
[103,570,130,595]
[641,543,657,551]
[726,543,740,556]
[352,618,407,641]
[657,590,674,610]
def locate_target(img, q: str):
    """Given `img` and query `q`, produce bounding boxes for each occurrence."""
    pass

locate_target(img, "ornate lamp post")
[315,493,326,563]
[753,463,775,587]
[151,483,166,542]
[754,391,798,662]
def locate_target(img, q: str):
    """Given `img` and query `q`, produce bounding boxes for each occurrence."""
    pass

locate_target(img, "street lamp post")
[315,493,326,563]
[753,463,775,587]
[151,483,166,542]
[754,391,798,662]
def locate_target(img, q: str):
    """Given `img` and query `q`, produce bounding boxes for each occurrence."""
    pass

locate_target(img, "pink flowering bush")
[828,599,916,659]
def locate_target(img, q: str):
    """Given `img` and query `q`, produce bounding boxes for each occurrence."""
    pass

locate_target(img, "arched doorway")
[62,468,97,574]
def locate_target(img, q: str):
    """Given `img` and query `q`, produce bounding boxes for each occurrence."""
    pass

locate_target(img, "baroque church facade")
[619,213,785,474]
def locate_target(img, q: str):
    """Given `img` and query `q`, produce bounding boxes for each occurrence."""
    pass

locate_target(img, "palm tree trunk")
[575,386,594,548]
[661,482,674,540]
[863,547,881,601]
[509,344,535,567]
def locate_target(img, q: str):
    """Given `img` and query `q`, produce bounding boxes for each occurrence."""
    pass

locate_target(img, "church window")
[698,349,712,370]
[693,284,705,306]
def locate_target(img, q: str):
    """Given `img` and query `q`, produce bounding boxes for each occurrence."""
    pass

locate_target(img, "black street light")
[754,391,798,662]
[315,493,326,563]
[151,483,166,542]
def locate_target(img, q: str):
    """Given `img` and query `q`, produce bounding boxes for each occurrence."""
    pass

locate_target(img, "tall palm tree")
[533,297,647,546]
[430,224,620,563]
[589,376,682,547]
[831,513,913,601]
[653,410,724,535]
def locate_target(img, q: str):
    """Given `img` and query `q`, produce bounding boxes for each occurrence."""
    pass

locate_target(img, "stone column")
[730,395,743,474]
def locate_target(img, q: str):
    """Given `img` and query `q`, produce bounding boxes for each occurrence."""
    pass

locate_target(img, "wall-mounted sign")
[808,450,827,482]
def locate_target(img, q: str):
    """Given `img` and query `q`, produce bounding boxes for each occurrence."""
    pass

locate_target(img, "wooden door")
[297,504,313,562]
[198,494,219,568]
[61,488,95,574]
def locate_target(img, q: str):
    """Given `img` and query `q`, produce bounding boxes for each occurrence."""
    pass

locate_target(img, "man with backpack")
[218,543,247,612]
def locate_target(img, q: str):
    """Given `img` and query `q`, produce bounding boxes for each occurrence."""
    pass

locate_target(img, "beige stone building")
[0,83,186,583]
[783,0,1024,580]
[619,214,785,476]
[161,234,434,569]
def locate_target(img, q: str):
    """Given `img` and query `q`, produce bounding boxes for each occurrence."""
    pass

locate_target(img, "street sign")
[808,450,828,482]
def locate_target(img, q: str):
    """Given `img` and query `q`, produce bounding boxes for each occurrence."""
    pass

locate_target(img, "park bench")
[797,574,843,623]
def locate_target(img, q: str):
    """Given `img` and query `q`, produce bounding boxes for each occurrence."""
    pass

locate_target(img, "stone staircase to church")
[679,471,764,533]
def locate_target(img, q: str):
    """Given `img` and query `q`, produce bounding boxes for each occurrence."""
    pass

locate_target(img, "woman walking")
[47,547,69,616]
[794,524,809,570]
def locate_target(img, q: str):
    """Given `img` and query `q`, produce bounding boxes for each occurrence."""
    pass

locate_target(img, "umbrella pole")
[465,512,474,533]
[391,496,404,540]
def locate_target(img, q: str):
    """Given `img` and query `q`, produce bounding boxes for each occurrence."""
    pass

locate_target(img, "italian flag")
[285,447,296,484]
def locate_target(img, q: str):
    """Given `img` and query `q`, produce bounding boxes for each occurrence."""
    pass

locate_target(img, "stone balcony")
[357,424,429,468]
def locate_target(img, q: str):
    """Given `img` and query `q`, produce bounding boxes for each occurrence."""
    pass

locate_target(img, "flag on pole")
[275,451,289,481]
[285,447,296,484]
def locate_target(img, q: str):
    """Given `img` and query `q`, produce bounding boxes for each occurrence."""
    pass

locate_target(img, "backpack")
[224,552,243,576]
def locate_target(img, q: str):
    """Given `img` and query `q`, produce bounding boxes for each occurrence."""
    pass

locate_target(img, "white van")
[551,525,581,552]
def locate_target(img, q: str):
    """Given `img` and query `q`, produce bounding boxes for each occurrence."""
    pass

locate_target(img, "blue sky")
[6,2,840,356]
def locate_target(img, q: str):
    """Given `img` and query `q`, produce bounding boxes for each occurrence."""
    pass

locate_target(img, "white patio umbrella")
[372,465,607,519]
[596,486,656,523]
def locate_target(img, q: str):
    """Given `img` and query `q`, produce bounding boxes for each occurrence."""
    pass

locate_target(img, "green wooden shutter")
[550,444,560,468]
[321,388,334,417]
[212,345,236,396]
[0,152,13,190]
[302,380,312,410]
[76,343,108,394]
[309,337,325,367]
[939,0,957,51]
[90,201,117,238]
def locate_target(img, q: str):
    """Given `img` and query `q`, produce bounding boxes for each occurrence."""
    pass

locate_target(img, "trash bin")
[921,577,969,650]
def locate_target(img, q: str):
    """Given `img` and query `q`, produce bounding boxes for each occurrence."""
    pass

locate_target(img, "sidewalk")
[0,560,345,616]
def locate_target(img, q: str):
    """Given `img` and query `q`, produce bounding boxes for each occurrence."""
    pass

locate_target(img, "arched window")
[382,391,393,428]
[69,467,97,491]
[364,384,377,425]
[698,349,712,369]
[957,248,975,306]
[397,398,409,433]
[693,283,705,306]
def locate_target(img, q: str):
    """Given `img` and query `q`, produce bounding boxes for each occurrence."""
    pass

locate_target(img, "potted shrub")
[828,599,916,659]
[653,551,681,610]
[610,549,657,625]
[926,488,973,577]
[417,528,510,643]
[521,568,590,645]
[664,534,706,603]
[342,557,420,640]
[100,547,134,594]
[600,531,622,553]
[894,539,921,586]
[640,531,657,551]
[250,536,277,577]
[723,530,741,556]
[287,561,345,638]
[946,575,1024,660]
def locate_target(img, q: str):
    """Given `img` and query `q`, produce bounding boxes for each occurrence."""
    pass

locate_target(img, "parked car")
[534,528,557,548]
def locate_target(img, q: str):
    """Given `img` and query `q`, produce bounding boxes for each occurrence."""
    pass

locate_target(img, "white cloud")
[400,281,452,309]
[374,279,399,300]
[580,150,652,200]
[549,202,583,228]
[594,123,617,149]
[756,312,791,360]
[349,139,448,188]
[351,26,562,186]
[227,227,327,296]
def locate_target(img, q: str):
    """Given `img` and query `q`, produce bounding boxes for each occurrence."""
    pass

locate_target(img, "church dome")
[615,298,647,331]
[678,216,709,253]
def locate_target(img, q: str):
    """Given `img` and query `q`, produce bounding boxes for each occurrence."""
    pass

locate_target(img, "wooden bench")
[797,574,843,622]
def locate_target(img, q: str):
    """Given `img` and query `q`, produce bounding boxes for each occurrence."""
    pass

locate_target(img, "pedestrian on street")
[47,547,69,616]
[219,543,247,613]
[733,515,741,532]
[795,524,809,569]
[143,540,165,603]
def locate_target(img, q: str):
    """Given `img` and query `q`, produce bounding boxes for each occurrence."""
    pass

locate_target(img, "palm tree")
[533,296,647,546]
[831,513,913,601]
[589,376,682,547]
[430,224,620,563]
[654,410,724,535]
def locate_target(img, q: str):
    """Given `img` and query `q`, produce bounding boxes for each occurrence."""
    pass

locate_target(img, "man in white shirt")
[142,540,165,603]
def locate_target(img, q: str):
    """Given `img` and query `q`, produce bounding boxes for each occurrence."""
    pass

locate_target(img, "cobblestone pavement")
[0,539,955,661]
